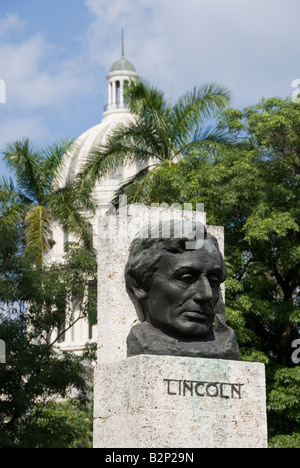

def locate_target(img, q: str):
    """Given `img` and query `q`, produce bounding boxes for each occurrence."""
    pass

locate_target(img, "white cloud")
[1,1,298,115]
[0,115,49,179]
[0,13,26,38]
[0,22,93,111]
[0,9,99,156]
[85,0,160,67]
[84,0,300,107]
[0,34,45,83]
[0,0,299,159]
[0,116,48,151]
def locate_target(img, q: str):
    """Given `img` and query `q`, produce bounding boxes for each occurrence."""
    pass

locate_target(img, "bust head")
[125,220,226,339]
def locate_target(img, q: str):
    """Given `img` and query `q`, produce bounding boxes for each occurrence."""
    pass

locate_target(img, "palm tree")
[78,79,232,203]
[0,138,95,264]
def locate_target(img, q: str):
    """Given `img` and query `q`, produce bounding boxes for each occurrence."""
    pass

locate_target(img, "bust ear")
[131,286,148,301]
[126,272,148,301]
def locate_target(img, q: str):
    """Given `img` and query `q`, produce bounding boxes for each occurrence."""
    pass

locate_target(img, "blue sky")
[1,0,300,178]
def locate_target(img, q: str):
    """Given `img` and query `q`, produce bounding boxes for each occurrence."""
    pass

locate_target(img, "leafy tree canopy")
[0,220,96,448]
[127,97,300,446]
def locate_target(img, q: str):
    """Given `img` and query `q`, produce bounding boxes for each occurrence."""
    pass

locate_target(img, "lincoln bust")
[125,220,240,360]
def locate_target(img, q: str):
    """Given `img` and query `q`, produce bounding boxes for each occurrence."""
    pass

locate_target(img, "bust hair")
[125,220,226,296]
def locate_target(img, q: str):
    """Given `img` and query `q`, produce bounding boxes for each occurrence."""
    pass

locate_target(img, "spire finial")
[122,28,124,57]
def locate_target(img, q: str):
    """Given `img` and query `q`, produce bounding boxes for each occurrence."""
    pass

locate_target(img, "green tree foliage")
[130,97,300,447]
[0,222,96,448]
[15,401,93,449]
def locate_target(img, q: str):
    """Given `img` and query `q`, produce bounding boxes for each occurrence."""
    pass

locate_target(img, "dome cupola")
[109,56,136,74]
[58,31,137,191]
[104,30,138,117]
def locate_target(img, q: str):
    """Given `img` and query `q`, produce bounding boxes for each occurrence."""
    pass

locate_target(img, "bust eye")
[179,274,196,285]
[208,275,221,285]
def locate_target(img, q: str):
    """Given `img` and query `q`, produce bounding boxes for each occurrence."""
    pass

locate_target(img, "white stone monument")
[93,205,268,448]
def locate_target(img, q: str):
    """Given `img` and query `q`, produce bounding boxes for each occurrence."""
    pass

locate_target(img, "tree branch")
[50,311,85,347]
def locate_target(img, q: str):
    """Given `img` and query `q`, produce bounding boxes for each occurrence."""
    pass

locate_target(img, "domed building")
[49,43,139,354]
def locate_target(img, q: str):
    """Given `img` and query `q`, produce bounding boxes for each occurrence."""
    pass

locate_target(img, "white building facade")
[48,48,139,355]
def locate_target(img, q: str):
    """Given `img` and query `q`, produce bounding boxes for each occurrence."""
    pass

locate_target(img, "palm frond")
[171,83,231,145]
[77,120,160,191]
[111,166,151,206]
[0,176,33,228]
[0,176,35,205]
[2,138,45,203]
[25,205,53,262]
[172,125,235,160]
[42,137,74,190]
[47,181,95,251]
[125,78,166,115]
[0,204,28,231]
[194,123,235,142]
[112,165,162,206]
[175,83,231,119]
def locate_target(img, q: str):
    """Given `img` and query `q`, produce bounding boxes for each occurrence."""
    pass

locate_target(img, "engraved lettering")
[164,379,178,395]
[183,380,193,396]
[220,383,230,399]
[206,383,219,397]
[164,379,244,399]
[231,384,243,399]
[195,382,205,397]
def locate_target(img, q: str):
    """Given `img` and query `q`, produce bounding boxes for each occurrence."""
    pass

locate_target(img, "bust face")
[142,240,223,338]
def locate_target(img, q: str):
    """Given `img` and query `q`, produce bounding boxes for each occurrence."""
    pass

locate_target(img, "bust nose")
[193,276,214,303]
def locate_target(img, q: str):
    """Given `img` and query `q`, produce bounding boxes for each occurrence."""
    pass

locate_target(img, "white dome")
[58,112,138,209]
[60,113,134,184]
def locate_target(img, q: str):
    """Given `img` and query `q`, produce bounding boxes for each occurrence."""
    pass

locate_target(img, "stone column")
[120,79,124,107]
[108,81,112,110]
[112,80,116,109]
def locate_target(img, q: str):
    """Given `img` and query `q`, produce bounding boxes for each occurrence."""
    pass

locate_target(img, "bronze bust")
[125,220,240,360]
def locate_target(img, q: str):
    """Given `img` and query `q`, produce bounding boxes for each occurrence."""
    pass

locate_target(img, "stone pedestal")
[94,205,268,448]
[94,355,268,448]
